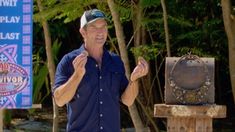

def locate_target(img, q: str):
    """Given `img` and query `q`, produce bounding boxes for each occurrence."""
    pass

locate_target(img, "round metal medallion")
[168,54,211,104]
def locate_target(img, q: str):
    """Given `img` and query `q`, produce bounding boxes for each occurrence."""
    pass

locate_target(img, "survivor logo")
[0,62,28,96]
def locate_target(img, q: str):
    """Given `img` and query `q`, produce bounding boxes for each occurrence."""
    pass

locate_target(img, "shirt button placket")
[99,68,104,131]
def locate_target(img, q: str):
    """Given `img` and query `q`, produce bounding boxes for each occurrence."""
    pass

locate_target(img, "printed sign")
[0,0,32,109]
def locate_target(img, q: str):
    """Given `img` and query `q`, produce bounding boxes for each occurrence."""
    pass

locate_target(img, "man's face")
[82,19,108,47]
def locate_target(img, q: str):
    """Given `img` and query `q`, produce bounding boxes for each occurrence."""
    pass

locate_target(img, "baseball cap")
[80,9,106,29]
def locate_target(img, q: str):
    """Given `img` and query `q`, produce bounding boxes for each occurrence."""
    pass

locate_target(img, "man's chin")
[96,41,105,45]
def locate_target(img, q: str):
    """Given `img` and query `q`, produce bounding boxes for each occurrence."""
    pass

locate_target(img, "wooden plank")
[195,118,212,132]
[121,127,150,132]
[31,104,42,109]
[168,118,195,132]
[154,104,226,118]
[167,117,212,132]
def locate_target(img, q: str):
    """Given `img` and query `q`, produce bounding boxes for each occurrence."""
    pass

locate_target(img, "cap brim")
[85,18,106,26]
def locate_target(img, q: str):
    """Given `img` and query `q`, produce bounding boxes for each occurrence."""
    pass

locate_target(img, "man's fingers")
[140,58,148,74]
[130,57,149,81]
[137,57,149,76]
[80,58,87,67]
[76,57,87,67]
[73,53,88,68]
[82,50,89,56]
[142,61,148,75]
[138,56,144,62]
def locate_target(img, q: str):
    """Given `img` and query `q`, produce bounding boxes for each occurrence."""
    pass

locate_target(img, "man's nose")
[96,28,105,33]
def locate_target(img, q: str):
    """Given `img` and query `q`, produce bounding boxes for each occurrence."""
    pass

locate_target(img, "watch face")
[168,54,211,104]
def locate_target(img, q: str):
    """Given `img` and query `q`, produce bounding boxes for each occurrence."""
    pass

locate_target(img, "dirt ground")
[3,105,235,132]
[3,106,67,132]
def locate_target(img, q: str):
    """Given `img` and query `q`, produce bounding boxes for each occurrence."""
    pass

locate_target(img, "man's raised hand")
[72,51,88,77]
[130,57,149,82]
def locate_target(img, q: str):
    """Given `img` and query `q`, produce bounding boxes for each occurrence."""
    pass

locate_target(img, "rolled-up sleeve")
[53,55,73,95]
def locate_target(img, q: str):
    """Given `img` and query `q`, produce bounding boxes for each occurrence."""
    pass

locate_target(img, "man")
[53,9,148,132]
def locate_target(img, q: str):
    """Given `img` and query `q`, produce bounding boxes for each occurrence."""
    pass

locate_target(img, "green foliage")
[114,0,132,22]
[34,0,105,23]
[176,47,210,57]
[176,30,202,42]
[130,43,163,61]
[29,40,61,115]
[3,110,11,128]
[31,0,233,130]
[42,0,58,7]
[52,39,62,63]
[32,51,49,104]
[142,12,163,28]
[33,64,49,103]
[168,15,193,28]
[140,0,161,8]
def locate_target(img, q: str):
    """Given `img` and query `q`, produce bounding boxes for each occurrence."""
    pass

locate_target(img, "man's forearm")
[54,73,83,107]
[121,80,139,107]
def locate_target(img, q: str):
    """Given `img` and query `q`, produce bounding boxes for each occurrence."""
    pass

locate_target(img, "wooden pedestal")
[154,104,226,132]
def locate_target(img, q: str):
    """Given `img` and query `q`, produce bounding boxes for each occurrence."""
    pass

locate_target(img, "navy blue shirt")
[54,45,129,132]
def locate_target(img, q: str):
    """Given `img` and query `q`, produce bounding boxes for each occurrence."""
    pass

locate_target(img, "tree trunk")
[161,0,171,57]
[36,1,59,132]
[221,0,235,103]
[107,0,145,131]
[132,1,160,131]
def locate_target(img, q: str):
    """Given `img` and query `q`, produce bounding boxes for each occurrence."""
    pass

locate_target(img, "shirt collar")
[78,44,112,66]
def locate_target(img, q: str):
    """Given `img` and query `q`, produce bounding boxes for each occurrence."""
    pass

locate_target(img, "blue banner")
[0,0,32,109]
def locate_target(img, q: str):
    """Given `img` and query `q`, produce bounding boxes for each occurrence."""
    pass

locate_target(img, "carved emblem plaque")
[165,54,214,105]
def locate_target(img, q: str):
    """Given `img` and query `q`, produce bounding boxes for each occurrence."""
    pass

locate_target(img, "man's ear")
[79,28,86,38]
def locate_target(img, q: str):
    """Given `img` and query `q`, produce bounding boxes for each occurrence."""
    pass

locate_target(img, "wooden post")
[154,104,226,132]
